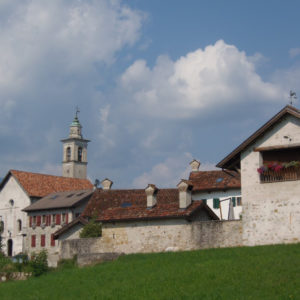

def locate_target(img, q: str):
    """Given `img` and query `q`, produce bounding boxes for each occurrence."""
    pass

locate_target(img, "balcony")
[260,166,300,183]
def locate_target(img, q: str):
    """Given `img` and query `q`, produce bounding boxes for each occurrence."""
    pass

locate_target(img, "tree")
[80,218,102,238]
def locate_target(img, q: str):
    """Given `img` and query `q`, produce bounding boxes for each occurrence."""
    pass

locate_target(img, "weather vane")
[75,106,80,118]
[289,90,297,105]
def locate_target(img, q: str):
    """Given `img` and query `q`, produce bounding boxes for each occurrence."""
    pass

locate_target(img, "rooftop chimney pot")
[101,178,113,190]
[189,159,201,172]
[145,184,158,208]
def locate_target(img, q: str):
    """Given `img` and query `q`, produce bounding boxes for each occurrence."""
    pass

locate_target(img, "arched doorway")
[7,239,13,257]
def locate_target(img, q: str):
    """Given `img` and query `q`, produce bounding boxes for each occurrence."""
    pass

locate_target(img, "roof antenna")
[289,90,297,106]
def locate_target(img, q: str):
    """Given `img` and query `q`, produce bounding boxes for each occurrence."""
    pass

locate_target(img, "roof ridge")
[10,169,90,181]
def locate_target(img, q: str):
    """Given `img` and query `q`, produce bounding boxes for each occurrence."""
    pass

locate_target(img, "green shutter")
[202,199,207,205]
[213,198,220,209]
[232,197,236,207]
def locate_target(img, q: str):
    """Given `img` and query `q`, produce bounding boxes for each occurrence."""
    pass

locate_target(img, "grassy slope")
[0,244,299,300]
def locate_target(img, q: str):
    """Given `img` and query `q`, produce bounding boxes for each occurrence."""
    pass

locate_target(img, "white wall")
[241,114,300,246]
[193,189,242,220]
[0,176,30,256]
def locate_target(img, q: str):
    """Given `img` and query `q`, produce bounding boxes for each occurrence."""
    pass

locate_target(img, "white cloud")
[289,48,300,58]
[0,0,144,106]
[120,40,284,119]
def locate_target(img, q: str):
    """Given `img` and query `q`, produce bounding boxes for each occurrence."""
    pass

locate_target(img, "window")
[66,147,71,162]
[42,215,46,225]
[56,214,61,225]
[231,197,236,207]
[17,219,22,232]
[213,198,220,209]
[237,197,242,206]
[52,214,56,224]
[78,147,82,162]
[31,235,36,248]
[33,216,37,225]
[9,199,14,207]
[259,148,300,183]
[41,234,45,247]
[51,234,55,247]
[0,221,4,234]
[62,213,66,223]
[202,199,207,205]
[37,216,41,226]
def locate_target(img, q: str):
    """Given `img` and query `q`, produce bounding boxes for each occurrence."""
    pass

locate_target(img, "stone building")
[217,105,300,246]
[0,112,93,256]
[54,179,220,258]
[23,189,93,266]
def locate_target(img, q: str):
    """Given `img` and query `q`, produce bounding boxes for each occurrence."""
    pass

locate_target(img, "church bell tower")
[61,109,90,179]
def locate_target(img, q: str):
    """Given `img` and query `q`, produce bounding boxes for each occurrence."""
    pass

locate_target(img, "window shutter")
[202,199,207,205]
[232,197,236,207]
[37,216,41,226]
[51,234,55,247]
[66,213,69,224]
[56,214,61,225]
[213,198,220,209]
[29,216,32,228]
[31,235,36,248]
[41,234,45,247]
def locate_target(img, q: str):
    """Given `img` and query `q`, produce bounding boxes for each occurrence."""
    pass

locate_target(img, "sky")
[0,0,300,188]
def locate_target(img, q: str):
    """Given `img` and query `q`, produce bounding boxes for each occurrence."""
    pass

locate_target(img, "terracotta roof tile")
[9,170,93,198]
[189,170,240,192]
[82,188,219,222]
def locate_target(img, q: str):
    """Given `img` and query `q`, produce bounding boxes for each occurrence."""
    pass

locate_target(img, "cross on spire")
[75,106,80,118]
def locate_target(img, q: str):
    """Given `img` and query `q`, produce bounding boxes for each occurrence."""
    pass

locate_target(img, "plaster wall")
[60,220,242,260]
[0,176,30,255]
[241,115,300,246]
[193,189,242,220]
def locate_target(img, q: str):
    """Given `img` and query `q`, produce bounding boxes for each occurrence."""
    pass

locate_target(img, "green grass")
[0,244,299,300]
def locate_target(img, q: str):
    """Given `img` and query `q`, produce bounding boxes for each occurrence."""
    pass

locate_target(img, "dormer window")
[78,147,82,162]
[66,147,71,162]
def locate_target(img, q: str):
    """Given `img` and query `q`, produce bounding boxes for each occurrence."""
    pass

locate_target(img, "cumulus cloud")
[120,40,284,119]
[0,0,144,107]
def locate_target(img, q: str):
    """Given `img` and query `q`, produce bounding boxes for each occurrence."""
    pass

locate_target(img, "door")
[7,239,13,257]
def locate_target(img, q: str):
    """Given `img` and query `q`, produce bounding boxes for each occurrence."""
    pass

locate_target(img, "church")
[0,112,93,256]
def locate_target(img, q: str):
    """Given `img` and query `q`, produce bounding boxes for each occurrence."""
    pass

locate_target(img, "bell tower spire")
[61,108,90,179]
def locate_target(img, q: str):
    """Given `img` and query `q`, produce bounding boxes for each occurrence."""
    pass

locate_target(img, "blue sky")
[0,0,300,188]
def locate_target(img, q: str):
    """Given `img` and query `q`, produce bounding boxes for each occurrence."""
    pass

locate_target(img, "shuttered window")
[213,198,220,209]
[31,235,36,248]
[29,216,32,228]
[202,199,207,205]
[56,214,61,225]
[232,197,236,207]
[41,234,46,247]
[66,213,69,224]
[37,216,41,226]
[51,234,55,247]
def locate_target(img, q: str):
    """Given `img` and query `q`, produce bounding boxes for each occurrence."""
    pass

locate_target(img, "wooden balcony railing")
[260,167,300,183]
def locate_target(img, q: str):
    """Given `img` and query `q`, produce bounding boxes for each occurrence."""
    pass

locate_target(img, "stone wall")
[241,114,300,246]
[60,220,242,261]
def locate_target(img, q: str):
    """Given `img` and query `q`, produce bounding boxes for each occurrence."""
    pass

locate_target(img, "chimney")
[177,179,193,209]
[145,184,158,208]
[189,159,200,172]
[101,178,113,190]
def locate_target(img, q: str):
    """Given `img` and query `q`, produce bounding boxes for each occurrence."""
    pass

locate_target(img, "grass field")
[0,243,299,300]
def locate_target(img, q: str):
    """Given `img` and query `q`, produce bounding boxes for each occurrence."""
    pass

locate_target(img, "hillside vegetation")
[0,244,299,299]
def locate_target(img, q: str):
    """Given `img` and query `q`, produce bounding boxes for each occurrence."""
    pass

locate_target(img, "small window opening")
[78,147,82,162]
[66,147,71,162]
[17,219,22,232]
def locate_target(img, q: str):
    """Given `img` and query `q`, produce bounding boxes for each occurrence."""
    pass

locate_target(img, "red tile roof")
[82,188,219,222]
[5,170,93,198]
[189,170,240,192]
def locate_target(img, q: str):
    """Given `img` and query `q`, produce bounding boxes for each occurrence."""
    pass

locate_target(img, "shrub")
[30,250,48,277]
[0,253,13,272]
[80,219,102,238]
[57,256,77,269]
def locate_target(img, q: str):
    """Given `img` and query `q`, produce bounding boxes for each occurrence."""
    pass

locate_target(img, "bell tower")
[61,109,90,179]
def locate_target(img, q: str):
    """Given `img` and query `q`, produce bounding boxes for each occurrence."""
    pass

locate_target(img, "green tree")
[80,218,102,238]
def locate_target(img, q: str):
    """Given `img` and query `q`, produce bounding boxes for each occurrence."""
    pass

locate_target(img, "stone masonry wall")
[60,220,242,260]
[241,115,300,246]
